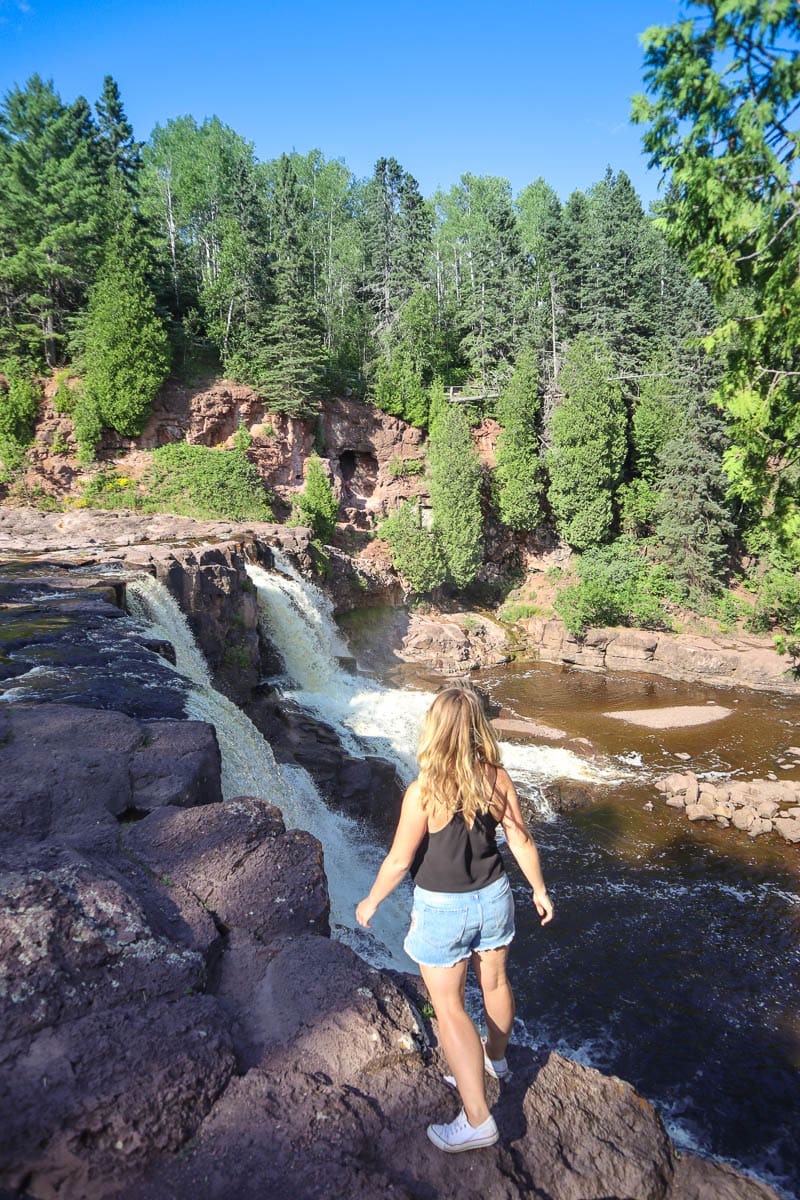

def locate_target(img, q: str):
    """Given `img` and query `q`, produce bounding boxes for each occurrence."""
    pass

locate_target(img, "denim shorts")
[403,874,515,968]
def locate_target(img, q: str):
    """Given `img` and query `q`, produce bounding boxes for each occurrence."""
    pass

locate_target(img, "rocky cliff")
[0,525,781,1200]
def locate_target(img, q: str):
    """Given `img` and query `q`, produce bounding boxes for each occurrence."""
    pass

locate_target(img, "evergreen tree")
[494,349,544,531]
[380,499,447,593]
[94,75,141,185]
[82,180,170,443]
[428,402,483,588]
[547,336,626,550]
[239,154,325,416]
[654,399,734,595]
[0,76,102,364]
[294,454,339,542]
[363,157,432,346]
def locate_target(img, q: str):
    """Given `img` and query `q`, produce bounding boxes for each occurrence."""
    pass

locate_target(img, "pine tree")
[0,76,102,364]
[380,500,447,593]
[654,399,734,595]
[546,336,626,550]
[294,455,339,542]
[363,157,432,346]
[82,180,170,443]
[494,349,544,531]
[428,402,483,588]
[94,75,141,185]
[248,154,325,417]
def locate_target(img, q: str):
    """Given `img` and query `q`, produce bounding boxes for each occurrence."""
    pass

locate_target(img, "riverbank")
[0,542,783,1199]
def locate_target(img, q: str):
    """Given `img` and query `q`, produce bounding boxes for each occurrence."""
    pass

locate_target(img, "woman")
[355,683,553,1153]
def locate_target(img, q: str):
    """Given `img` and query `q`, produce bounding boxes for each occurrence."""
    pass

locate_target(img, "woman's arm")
[497,768,554,926]
[355,779,428,928]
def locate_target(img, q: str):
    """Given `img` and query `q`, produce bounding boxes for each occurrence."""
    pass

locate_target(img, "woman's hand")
[355,897,378,928]
[533,888,554,926]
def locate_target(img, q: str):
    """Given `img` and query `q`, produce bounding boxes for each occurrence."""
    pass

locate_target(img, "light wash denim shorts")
[403,874,515,968]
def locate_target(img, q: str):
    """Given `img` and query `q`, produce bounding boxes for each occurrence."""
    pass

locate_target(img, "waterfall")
[125,573,412,968]
[247,550,616,806]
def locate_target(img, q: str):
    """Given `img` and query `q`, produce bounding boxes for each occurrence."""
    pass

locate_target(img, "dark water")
[477,661,800,1199]
[340,608,800,1197]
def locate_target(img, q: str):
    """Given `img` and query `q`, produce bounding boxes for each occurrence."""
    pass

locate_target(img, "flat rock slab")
[604,705,733,729]
[492,717,568,740]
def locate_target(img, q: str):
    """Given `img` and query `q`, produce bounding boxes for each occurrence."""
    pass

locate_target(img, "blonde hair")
[417,682,502,827]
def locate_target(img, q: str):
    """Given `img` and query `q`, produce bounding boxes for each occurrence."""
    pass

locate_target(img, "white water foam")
[125,574,413,968]
[247,553,612,812]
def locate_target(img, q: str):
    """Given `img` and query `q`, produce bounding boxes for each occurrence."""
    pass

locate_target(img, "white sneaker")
[427,1109,499,1153]
[481,1036,511,1080]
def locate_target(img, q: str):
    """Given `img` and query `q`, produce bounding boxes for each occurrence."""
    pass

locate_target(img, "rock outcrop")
[655,772,800,844]
[396,610,511,675]
[523,616,800,695]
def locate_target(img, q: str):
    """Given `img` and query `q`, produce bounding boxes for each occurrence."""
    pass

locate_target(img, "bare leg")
[420,959,490,1127]
[471,945,515,1061]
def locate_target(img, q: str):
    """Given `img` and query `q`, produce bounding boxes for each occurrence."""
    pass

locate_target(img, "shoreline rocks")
[523,616,800,696]
[655,772,800,844]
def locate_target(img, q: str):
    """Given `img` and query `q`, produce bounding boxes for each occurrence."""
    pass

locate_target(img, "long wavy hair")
[417,682,502,827]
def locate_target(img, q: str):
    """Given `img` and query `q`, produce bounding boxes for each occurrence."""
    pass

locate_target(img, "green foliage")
[293,455,339,542]
[379,500,447,593]
[83,182,170,437]
[77,466,141,510]
[745,559,800,640]
[52,373,76,414]
[233,422,252,452]
[494,349,543,531]
[555,540,676,637]
[143,444,271,521]
[500,601,540,623]
[618,478,659,538]
[0,362,39,473]
[428,402,483,589]
[546,337,626,550]
[633,1,800,561]
[374,351,428,427]
[71,393,104,463]
[631,351,683,485]
[653,401,734,596]
[388,455,425,478]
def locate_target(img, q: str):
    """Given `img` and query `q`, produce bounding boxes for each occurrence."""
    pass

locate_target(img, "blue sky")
[0,0,681,205]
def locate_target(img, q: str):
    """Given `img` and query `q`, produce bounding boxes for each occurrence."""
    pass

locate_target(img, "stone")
[697,789,717,810]
[786,746,800,757]
[732,806,757,831]
[748,818,772,838]
[686,804,715,821]
[0,704,222,855]
[774,816,800,844]
[716,817,731,828]
[656,773,689,794]
[125,798,330,943]
[713,802,735,820]
[669,1152,783,1199]
[684,771,699,806]
[674,752,692,761]
[756,799,780,819]
[666,796,687,808]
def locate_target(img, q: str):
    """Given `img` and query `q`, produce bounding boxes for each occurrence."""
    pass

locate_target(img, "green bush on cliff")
[291,455,339,542]
[555,539,676,637]
[144,444,272,521]
[379,500,447,594]
[0,361,39,476]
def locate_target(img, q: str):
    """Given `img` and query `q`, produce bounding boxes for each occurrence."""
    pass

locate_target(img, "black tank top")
[410,773,504,893]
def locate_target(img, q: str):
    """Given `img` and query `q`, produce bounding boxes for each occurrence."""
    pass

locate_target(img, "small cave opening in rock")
[338,449,378,498]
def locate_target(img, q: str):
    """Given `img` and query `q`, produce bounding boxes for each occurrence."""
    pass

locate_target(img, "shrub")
[144,443,272,522]
[0,361,39,476]
[293,455,339,542]
[388,456,425,478]
[555,539,677,637]
[52,372,77,414]
[379,500,447,593]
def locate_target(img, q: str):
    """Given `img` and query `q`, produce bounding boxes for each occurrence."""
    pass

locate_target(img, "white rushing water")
[125,573,412,967]
[246,551,616,807]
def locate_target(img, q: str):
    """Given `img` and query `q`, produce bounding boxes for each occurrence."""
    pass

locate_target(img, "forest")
[0,1,797,653]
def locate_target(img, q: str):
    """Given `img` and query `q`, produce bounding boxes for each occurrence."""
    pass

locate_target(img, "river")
[337,608,800,1199]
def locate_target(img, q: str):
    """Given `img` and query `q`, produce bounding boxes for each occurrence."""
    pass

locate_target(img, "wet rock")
[668,1152,783,1199]
[542,779,610,812]
[656,773,690,794]
[748,817,773,838]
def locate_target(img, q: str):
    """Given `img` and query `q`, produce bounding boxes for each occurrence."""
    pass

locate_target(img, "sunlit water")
[133,561,799,1197]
